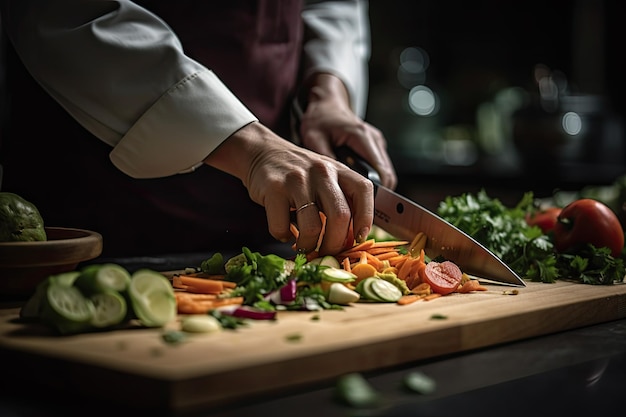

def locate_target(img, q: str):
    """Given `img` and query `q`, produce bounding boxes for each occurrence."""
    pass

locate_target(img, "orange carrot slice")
[424,293,442,301]
[457,280,488,293]
[351,263,378,283]
[397,294,424,305]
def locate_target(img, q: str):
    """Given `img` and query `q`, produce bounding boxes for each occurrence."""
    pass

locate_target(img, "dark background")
[365,0,625,208]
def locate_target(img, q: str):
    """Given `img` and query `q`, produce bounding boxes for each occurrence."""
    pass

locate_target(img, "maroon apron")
[0,0,304,257]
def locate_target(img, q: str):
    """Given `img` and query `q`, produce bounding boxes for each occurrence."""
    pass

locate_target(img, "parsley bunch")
[437,190,559,283]
[438,189,625,284]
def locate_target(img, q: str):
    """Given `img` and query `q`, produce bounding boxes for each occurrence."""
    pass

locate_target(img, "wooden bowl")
[0,227,103,297]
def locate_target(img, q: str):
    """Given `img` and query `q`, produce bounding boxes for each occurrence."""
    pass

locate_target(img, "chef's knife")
[336,147,525,287]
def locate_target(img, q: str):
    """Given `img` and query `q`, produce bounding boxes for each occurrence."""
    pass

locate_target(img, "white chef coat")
[1,0,370,179]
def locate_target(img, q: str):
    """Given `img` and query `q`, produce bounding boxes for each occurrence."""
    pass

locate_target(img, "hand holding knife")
[335,146,525,287]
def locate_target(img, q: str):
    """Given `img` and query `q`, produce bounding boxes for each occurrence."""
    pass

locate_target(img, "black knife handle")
[335,146,381,187]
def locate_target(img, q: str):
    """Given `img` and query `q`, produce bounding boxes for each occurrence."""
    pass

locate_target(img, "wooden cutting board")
[1,280,625,412]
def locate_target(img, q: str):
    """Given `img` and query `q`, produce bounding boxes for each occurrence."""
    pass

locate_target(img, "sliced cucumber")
[334,373,381,408]
[128,269,176,327]
[75,263,131,296]
[369,278,403,302]
[49,271,81,287]
[21,271,82,320]
[308,255,340,269]
[90,291,127,328]
[20,281,47,320]
[40,284,95,334]
[357,277,402,303]
[321,267,356,283]
[359,277,383,302]
[319,255,341,268]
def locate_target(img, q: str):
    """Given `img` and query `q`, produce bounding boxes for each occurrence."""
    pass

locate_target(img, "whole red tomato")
[553,199,624,257]
[526,207,562,234]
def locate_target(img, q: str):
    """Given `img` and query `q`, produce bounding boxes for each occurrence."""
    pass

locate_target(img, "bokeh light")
[408,85,438,116]
[561,111,582,135]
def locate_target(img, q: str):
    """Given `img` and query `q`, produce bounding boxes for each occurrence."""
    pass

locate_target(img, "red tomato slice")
[423,261,463,295]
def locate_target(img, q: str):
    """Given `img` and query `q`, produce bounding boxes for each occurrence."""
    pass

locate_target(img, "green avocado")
[0,192,47,242]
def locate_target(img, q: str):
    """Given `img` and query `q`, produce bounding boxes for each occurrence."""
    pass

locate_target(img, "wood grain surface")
[1,280,625,412]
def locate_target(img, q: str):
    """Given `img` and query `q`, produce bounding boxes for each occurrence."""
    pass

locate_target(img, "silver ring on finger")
[296,201,317,214]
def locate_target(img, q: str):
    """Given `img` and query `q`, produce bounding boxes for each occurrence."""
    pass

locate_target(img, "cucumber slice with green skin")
[358,277,402,302]
[321,267,356,283]
[90,291,127,328]
[334,373,381,408]
[308,255,340,268]
[20,271,82,320]
[359,277,384,302]
[40,284,95,334]
[369,278,403,302]
[75,263,131,296]
[20,280,49,320]
[49,271,81,287]
[128,269,176,328]
[319,255,341,268]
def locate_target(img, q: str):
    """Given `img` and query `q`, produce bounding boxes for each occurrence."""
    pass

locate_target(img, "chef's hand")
[204,121,374,255]
[298,73,398,190]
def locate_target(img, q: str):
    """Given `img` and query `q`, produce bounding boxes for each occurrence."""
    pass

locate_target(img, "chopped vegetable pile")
[169,233,488,326]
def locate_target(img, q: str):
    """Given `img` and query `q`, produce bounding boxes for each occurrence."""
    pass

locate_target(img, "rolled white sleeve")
[1,0,257,178]
[302,0,371,117]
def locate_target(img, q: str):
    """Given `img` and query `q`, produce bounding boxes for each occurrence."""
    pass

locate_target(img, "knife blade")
[336,147,525,287]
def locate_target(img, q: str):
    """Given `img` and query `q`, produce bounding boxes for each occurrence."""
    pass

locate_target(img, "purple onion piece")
[230,306,277,320]
[279,279,297,303]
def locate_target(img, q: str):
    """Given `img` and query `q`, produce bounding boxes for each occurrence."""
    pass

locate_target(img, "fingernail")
[356,227,370,243]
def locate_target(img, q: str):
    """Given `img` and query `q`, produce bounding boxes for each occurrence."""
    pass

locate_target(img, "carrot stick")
[387,255,408,267]
[397,294,424,305]
[176,296,244,314]
[175,292,218,301]
[177,302,214,314]
[367,247,398,255]
[359,251,368,265]
[405,271,419,290]
[342,257,352,273]
[457,280,488,293]
[364,252,384,270]
[209,296,244,306]
[172,276,188,290]
[411,282,431,296]
[338,239,375,256]
[397,256,415,281]
[177,276,234,294]
[424,293,442,301]
[369,240,409,248]
[290,223,299,239]
[373,251,400,260]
